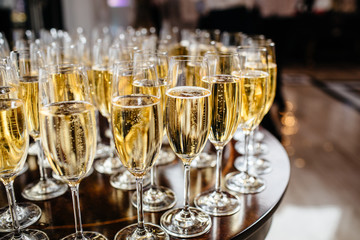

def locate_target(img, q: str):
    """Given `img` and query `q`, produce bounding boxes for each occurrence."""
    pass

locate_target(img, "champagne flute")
[160,56,212,238]
[45,43,98,181]
[39,64,107,240]
[194,51,242,216]
[225,46,268,194]
[109,60,150,190]
[0,98,49,239]
[91,40,123,174]
[130,50,176,212]
[234,41,277,174]
[112,61,169,240]
[0,60,42,232]
[10,46,68,201]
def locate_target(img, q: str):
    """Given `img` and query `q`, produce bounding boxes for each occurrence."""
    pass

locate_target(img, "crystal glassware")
[225,46,269,194]
[194,51,243,216]
[0,98,49,239]
[160,56,212,238]
[111,60,169,240]
[10,46,67,201]
[39,64,107,239]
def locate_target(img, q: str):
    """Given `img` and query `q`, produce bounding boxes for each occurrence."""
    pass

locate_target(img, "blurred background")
[0,0,359,239]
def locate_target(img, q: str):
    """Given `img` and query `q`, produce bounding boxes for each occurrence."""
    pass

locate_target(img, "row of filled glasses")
[0,28,276,239]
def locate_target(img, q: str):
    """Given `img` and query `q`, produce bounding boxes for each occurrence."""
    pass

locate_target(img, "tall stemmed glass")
[225,47,268,194]
[111,61,169,240]
[234,41,277,174]
[194,51,242,216]
[10,47,68,201]
[39,64,107,240]
[0,60,43,232]
[91,40,123,174]
[109,59,150,190]
[0,98,49,239]
[131,50,176,211]
[160,56,212,238]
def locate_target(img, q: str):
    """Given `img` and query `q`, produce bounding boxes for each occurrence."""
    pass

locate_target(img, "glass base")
[234,156,272,175]
[234,141,269,156]
[94,157,122,175]
[114,223,169,240]
[255,130,265,142]
[160,207,212,238]
[52,168,94,182]
[110,169,150,190]
[233,128,265,142]
[225,172,265,194]
[0,203,42,232]
[156,147,176,166]
[131,186,177,212]
[190,153,217,168]
[95,143,111,159]
[21,179,68,201]
[194,190,241,216]
[2,229,49,240]
[60,231,108,240]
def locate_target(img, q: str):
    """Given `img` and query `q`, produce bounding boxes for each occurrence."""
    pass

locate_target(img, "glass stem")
[244,132,250,174]
[150,162,157,187]
[250,130,255,156]
[70,184,84,239]
[215,147,223,193]
[96,111,102,145]
[36,139,48,181]
[136,177,146,235]
[183,164,190,212]
[4,181,21,236]
[107,119,115,159]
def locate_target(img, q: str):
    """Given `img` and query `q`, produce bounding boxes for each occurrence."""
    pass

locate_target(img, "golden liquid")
[245,62,277,116]
[132,78,167,132]
[112,95,162,177]
[264,63,277,114]
[209,75,240,147]
[235,70,267,132]
[166,86,211,164]
[0,99,28,184]
[50,71,87,103]
[40,101,96,186]
[87,68,97,108]
[18,76,40,139]
[168,44,188,57]
[0,86,17,99]
[92,67,112,119]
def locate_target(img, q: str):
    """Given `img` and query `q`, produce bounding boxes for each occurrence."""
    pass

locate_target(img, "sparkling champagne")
[264,63,277,114]
[18,76,40,139]
[235,70,267,131]
[112,95,162,177]
[49,71,88,104]
[132,78,167,132]
[0,99,28,183]
[40,101,96,185]
[166,86,211,164]
[209,75,240,147]
[245,62,277,116]
[92,67,112,119]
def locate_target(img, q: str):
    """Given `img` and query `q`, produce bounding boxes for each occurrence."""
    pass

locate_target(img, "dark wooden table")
[0,130,290,239]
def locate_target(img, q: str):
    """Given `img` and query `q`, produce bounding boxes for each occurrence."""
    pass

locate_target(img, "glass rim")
[237,45,268,52]
[170,55,205,61]
[40,63,85,72]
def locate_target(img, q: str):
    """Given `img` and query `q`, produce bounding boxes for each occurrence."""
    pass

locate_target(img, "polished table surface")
[0,129,290,239]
